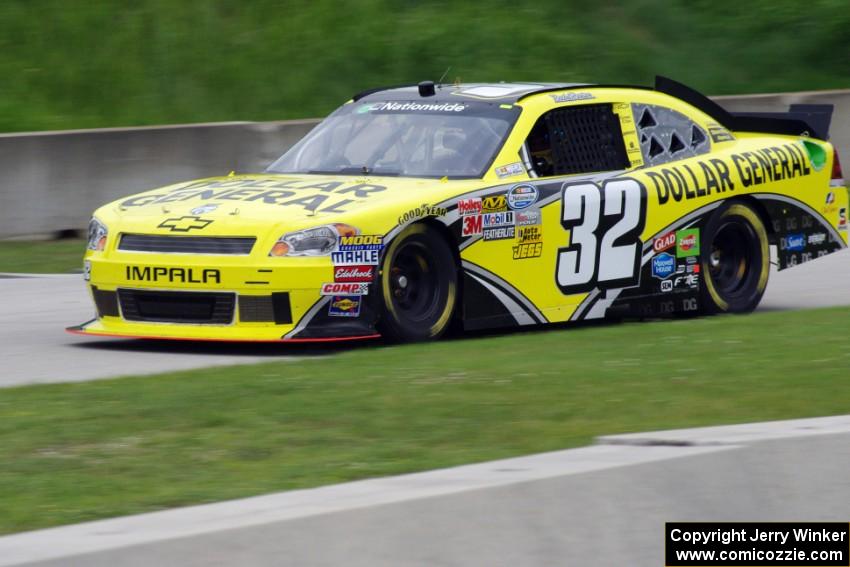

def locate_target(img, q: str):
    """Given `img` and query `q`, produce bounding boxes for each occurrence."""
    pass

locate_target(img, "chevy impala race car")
[69,77,846,343]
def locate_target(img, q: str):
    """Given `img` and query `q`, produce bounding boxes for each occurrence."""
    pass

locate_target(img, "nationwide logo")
[157,216,214,232]
[363,101,467,113]
[334,265,374,283]
[332,249,380,266]
[457,198,482,216]
[676,228,700,258]
[328,295,362,317]
[653,231,676,253]
[651,252,675,279]
[190,203,218,215]
[320,282,369,296]
[507,184,538,210]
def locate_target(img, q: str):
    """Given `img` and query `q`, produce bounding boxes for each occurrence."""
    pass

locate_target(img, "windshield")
[267,100,520,179]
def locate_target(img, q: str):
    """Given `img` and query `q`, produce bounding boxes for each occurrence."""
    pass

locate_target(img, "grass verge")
[2,306,849,534]
[0,240,84,274]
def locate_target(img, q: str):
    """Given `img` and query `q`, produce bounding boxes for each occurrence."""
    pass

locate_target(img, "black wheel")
[378,224,458,342]
[700,202,770,314]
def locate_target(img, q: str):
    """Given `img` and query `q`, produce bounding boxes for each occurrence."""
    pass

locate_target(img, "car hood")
[96,173,485,237]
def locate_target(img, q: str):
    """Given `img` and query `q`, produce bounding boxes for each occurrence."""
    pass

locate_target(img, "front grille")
[91,286,119,317]
[118,289,235,324]
[119,234,256,255]
[239,293,292,324]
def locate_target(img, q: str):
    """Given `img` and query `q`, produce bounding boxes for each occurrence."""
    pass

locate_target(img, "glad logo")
[320,282,369,296]
[653,232,676,253]
[457,198,482,216]
[334,265,374,283]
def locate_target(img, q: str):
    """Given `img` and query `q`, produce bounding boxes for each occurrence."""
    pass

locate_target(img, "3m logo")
[158,216,213,232]
[462,214,483,236]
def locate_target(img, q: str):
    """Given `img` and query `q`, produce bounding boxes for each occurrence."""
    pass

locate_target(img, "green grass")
[1,0,849,132]
[0,240,84,274]
[2,306,849,534]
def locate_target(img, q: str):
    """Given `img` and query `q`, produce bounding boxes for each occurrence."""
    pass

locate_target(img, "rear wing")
[655,76,834,140]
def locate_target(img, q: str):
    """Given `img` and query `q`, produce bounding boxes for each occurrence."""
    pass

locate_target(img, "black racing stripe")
[462,262,547,324]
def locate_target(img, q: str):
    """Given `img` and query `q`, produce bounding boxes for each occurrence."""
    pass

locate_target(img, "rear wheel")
[378,224,458,342]
[700,202,770,314]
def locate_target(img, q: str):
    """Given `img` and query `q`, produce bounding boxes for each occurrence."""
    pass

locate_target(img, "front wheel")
[378,224,458,342]
[700,202,770,314]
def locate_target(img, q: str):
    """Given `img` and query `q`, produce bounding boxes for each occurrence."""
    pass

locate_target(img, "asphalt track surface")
[1,248,849,388]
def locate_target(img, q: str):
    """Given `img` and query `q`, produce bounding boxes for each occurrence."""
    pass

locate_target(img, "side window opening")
[522,104,631,178]
[633,103,710,167]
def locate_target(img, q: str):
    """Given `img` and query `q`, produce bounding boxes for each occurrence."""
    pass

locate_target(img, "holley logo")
[457,198,482,216]
[653,231,676,253]
[334,265,374,283]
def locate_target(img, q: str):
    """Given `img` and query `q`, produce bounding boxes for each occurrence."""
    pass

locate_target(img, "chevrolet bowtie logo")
[158,216,214,232]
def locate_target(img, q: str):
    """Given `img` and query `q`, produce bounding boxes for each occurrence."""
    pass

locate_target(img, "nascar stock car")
[69,77,846,343]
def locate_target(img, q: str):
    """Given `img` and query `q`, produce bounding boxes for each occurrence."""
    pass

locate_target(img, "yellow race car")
[69,77,847,343]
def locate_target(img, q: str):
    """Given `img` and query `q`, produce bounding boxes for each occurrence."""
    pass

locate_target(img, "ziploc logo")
[652,252,675,279]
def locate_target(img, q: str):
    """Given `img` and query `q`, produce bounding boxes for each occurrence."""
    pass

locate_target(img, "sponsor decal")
[482,211,514,228]
[708,126,734,143]
[507,184,538,210]
[826,191,835,205]
[338,235,383,252]
[674,273,700,289]
[512,242,542,259]
[686,263,701,273]
[782,233,805,252]
[361,101,467,113]
[651,252,676,279]
[190,203,218,215]
[457,198,482,216]
[120,179,387,215]
[516,225,542,244]
[398,204,448,225]
[328,295,362,317]
[481,195,508,213]
[648,143,811,205]
[840,208,848,231]
[653,231,676,253]
[331,249,380,266]
[125,265,221,284]
[461,214,483,237]
[660,279,673,292]
[808,232,827,245]
[549,92,594,103]
[83,259,91,281]
[158,216,214,232]
[515,209,541,226]
[676,229,700,258]
[334,265,374,283]
[483,226,515,241]
[320,282,369,296]
[494,162,525,178]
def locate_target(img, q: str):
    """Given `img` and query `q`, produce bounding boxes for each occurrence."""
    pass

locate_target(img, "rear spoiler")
[655,76,833,140]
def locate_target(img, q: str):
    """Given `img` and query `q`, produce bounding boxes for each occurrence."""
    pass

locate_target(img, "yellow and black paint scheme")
[70,78,847,341]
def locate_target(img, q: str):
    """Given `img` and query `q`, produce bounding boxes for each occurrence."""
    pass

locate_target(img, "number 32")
[556,178,647,294]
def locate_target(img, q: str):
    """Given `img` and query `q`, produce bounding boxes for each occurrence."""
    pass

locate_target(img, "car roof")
[352,82,599,104]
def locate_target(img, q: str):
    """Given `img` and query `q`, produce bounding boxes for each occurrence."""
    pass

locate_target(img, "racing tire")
[378,224,458,342]
[700,201,770,314]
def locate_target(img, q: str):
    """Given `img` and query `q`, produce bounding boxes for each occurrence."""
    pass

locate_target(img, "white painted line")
[0,273,80,279]
[598,414,850,446]
[2,414,850,566]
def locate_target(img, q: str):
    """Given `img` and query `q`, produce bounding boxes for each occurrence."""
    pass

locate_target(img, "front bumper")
[69,252,381,342]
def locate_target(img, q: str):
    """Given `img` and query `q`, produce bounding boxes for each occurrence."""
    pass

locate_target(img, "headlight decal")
[87,218,108,251]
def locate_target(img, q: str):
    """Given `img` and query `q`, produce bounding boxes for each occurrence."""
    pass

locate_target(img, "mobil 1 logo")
[556,178,647,294]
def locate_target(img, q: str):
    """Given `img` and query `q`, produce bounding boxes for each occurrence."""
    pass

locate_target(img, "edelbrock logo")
[334,265,374,283]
